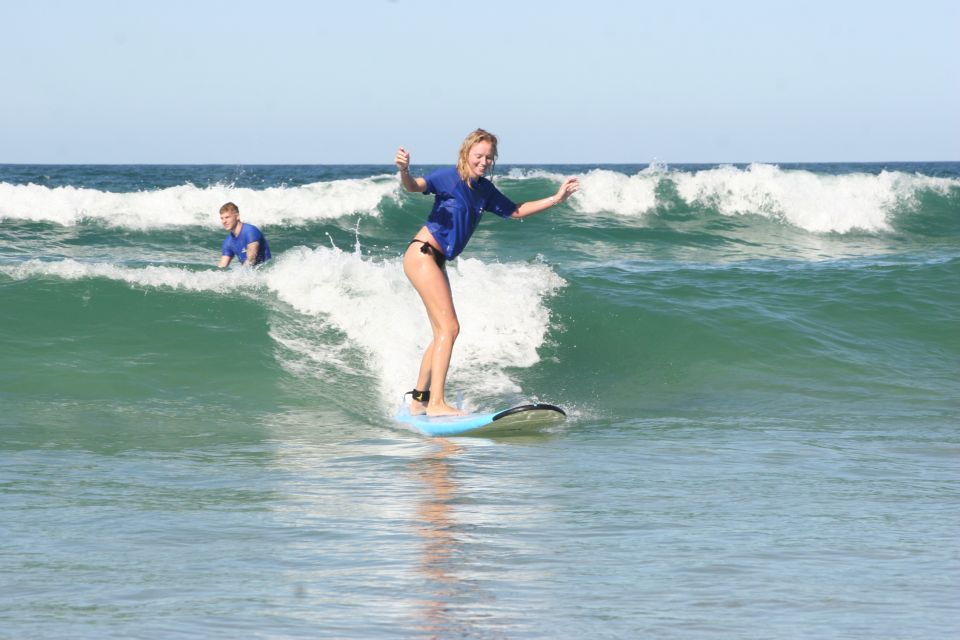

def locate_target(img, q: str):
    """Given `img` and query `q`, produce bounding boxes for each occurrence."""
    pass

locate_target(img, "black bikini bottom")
[409,239,446,269]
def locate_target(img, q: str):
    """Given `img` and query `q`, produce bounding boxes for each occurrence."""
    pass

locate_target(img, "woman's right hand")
[395,147,411,172]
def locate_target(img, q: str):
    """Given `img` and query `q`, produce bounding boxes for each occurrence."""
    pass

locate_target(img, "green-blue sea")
[2,162,958,638]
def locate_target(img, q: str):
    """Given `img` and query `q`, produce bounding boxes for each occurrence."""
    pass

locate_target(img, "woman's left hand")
[554,177,580,204]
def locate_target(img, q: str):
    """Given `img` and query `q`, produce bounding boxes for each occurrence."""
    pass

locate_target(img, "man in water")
[217,202,271,267]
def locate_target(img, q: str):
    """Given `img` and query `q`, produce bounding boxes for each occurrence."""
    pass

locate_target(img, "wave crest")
[2,248,566,409]
[569,163,959,233]
[0,176,398,229]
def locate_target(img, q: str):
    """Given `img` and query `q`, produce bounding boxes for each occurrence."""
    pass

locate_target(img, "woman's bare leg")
[404,239,464,416]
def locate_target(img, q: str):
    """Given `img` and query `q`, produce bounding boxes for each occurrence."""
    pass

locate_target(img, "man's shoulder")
[240,223,265,239]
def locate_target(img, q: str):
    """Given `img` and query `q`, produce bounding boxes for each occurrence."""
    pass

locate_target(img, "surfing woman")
[396,128,579,416]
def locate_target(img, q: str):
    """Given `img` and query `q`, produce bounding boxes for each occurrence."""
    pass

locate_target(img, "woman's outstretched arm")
[512,176,580,219]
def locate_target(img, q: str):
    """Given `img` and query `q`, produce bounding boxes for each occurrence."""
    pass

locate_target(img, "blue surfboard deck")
[395,403,566,437]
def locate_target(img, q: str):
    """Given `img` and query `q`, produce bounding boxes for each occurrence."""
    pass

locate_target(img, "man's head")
[219,202,241,233]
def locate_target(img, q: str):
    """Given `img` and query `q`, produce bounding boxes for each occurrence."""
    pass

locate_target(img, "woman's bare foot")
[426,402,466,417]
[410,399,428,416]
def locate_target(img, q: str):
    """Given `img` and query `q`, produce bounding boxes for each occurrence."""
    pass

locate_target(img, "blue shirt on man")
[222,223,271,265]
[422,166,517,259]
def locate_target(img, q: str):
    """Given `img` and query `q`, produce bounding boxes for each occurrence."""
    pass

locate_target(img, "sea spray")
[264,245,566,410]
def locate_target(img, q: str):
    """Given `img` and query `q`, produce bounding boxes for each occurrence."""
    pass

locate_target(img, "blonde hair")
[219,202,239,214]
[456,128,499,186]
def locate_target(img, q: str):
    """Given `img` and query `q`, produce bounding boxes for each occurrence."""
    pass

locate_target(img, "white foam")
[502,167,571,181]
[571,167,662,217]
[2,258,262,292]
[565,163,958,233]
[673,164,905,232]
[0,176,398,229]
[264,246,566,408]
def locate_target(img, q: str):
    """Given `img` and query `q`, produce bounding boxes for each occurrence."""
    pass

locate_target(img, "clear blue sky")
[2,0,957,164]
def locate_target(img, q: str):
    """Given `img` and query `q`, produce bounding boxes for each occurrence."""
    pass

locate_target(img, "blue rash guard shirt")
[422,166,517,259]
[222,223,271,265]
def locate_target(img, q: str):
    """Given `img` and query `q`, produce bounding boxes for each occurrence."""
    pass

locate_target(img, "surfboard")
[395,403,566,437]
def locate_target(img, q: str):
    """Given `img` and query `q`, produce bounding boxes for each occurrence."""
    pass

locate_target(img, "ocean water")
[1,162,958,638]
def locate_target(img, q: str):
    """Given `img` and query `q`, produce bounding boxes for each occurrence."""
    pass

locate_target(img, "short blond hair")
[219,202,239,214]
